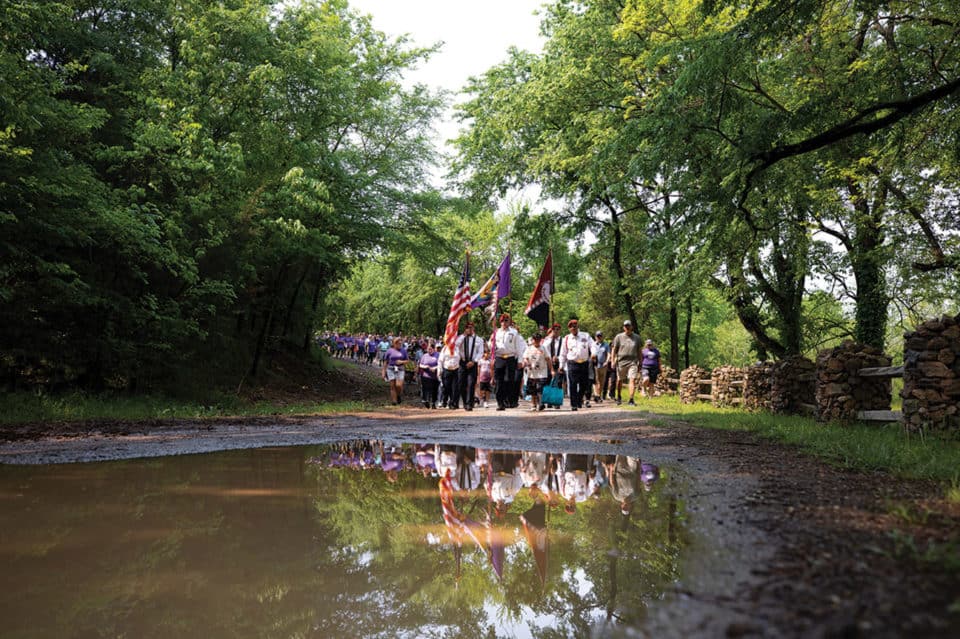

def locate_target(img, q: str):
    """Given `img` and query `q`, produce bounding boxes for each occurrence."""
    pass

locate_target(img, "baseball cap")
[567,319,579,327]
[595,331,603,336]
[623,320,632,326]
[645,339,653,345]
[499,313,511,322]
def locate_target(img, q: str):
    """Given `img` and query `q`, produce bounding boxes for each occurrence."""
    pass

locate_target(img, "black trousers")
[441,369,460,408]
[420,377,438,406]
[493,357,517,408]
[459,364,478,409]
[567,361,590,408]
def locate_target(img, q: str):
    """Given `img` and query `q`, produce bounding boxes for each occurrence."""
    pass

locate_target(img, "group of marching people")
[309,440,661,517]
[323,313,663,410]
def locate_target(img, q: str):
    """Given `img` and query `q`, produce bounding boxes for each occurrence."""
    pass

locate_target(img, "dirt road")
[1,398,957,638]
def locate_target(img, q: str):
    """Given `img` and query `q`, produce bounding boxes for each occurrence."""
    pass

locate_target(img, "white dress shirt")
[491,327,525,359]
[438,348,462,371]
[559,331,597,368]
[456,333,484,364]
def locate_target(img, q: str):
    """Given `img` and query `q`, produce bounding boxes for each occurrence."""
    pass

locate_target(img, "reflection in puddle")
[0,441,688,638]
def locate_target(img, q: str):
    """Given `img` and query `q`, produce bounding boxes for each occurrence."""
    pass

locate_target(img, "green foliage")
[1,0,443,391]
[453,0,960,364]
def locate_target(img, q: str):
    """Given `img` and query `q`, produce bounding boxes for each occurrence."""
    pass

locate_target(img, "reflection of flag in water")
[520,501,548,585]
[524,251,553,329]
[439,470,503,580]
[443,254,471,354]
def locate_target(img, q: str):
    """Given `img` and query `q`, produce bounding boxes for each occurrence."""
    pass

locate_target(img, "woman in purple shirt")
[641,339,661,398]
[418,342,440,409]
[382,337,409,405]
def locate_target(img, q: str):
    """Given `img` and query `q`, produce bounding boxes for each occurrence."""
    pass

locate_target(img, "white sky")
[348,0,546,182]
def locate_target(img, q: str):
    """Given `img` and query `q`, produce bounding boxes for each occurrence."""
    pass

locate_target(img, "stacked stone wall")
[679,365,710,404]
[902,314,960,433]
[654,366,678,396]
[711,365,747,408]
[770,356,816,415]
[743,361,775,411]
[815,341,892,422]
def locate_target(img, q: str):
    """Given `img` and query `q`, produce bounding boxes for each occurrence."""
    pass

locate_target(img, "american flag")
[444,254,471,353]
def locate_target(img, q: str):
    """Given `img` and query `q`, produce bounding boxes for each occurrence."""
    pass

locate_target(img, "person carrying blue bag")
[522,333,553,411]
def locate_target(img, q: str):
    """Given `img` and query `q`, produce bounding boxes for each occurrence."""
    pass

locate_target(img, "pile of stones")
[902,314,960,433]
[771,356,816,415]
[679,365,710,404]
[815,341,892,421]
[743,361,776,411]
[711,365,747,408]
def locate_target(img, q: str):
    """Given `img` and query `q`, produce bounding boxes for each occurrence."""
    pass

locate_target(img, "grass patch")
[630,395,960,482]
[0,391,370,423]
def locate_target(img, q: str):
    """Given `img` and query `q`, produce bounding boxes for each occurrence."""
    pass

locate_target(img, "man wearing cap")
[559,318,597,411]
[593,331,610,403]
[641,338,662,398]
[611,320,642,405]
[541,322,565,402]
[456,321,484,411]
[490,313,525,411]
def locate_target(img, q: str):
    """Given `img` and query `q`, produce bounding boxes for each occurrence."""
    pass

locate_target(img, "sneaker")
[538,404,545,411]
[483,401,489,409]
[571,407,578,412]
[496,406,505,411]
[616,399,622,406]
[628,399,636,406]
[585,401,591,408]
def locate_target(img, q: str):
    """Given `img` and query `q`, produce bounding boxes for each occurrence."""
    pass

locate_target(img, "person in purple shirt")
[418,342,440,409]
[382,337,409,405]
[641,339,661,398]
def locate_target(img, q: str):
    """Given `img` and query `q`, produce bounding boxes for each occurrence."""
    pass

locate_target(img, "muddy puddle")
[0,441,697,638]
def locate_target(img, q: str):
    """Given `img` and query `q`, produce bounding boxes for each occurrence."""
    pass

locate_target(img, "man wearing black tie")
[457,322,484,411]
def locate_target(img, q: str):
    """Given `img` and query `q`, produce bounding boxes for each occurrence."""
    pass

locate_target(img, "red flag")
[444,253,471,353]
[524,251,552,328]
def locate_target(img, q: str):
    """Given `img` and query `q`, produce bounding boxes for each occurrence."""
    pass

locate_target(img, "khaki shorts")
[617,361,638,381]
[385,366,404,382]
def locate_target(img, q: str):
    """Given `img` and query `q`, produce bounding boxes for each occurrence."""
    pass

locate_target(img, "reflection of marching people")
[489,450,523,515]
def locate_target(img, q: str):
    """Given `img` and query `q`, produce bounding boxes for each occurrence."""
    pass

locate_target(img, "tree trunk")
[848,180,888,349]
[609,206,637,326]
[683,298,692,369]
[669,294,680,370]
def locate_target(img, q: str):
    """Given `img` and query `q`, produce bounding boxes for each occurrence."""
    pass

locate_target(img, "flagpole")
[549,247,555,328]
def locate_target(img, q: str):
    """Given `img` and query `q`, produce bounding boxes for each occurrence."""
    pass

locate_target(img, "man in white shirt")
[559,318,597,411]
[438,342,462,409]
[490,313,525,411]
[456,321,484,411]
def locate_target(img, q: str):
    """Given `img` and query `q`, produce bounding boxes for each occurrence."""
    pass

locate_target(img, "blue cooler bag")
[541,378,563,407]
